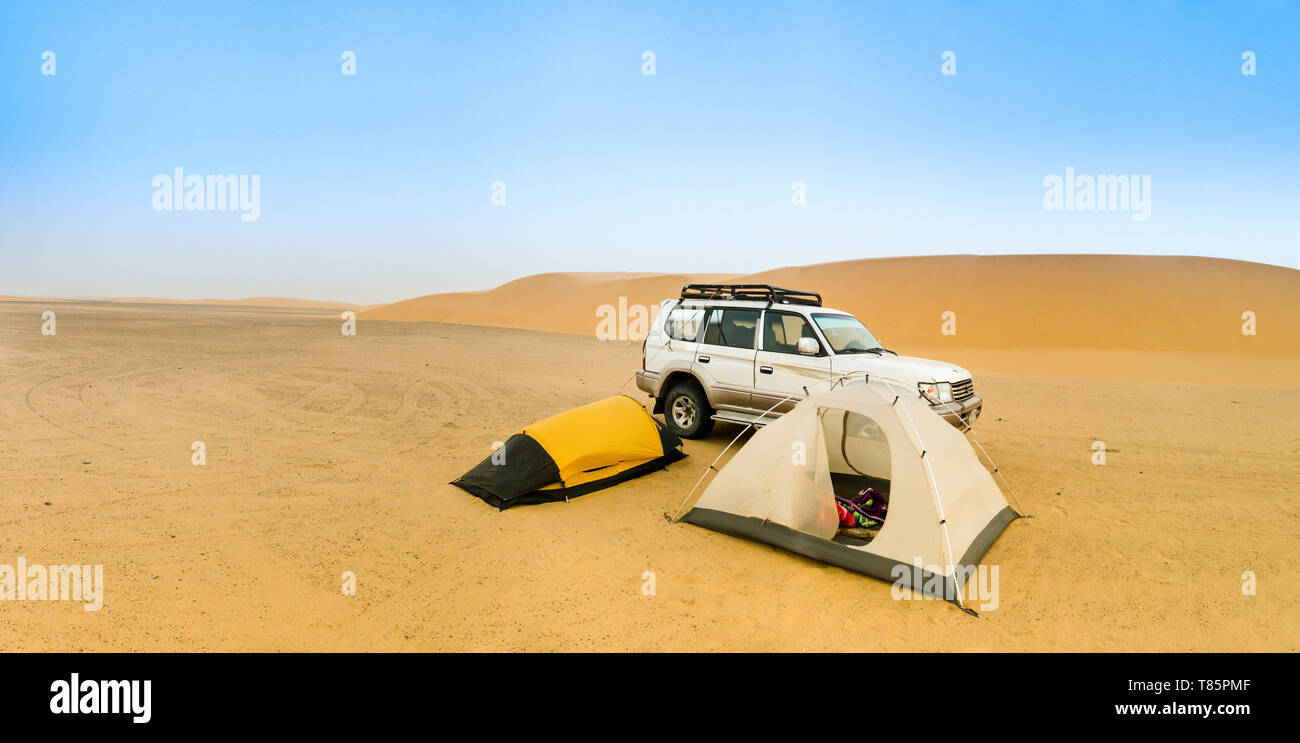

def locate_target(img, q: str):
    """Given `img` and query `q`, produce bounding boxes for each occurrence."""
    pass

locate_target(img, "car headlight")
[919,382,954,404]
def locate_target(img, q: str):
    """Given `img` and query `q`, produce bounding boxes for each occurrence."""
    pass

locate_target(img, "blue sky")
[2,1,1297,303]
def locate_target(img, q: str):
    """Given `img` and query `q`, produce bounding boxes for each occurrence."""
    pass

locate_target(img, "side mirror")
[797,337,819,356]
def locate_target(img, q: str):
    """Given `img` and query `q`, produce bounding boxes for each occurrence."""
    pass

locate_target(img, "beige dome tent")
[677,376,1021,613]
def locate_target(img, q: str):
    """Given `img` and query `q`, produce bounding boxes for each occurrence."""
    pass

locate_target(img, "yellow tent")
[452,395,686,509]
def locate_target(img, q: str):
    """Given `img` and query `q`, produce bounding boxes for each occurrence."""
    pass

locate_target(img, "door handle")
[698,355,710,363]
[759,365,773,374]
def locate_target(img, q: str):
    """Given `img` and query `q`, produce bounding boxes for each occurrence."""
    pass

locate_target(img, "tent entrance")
[831,472,890,499]
[821,408,892,546]
[829,473,889,545]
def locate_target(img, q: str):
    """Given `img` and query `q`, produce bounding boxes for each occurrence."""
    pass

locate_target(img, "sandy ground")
[0,296,376,311]
[1,298,1296,651]
[104,297,379,311]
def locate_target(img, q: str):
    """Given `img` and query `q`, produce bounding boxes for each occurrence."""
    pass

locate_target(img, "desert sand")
[103,297,375,311]
[2,258,1297,649]
[0,296,373,310]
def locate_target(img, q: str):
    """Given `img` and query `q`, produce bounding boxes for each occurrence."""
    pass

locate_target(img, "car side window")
[702,309,759,350]
[762,311,821,355]
[665,307,707,342]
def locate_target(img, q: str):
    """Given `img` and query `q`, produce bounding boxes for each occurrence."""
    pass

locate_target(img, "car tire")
[664,383,714,439]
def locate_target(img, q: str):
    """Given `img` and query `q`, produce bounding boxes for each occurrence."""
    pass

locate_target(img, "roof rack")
[680,283,823,307]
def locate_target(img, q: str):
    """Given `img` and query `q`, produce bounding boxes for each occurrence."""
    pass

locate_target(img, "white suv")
[636,284,982,438]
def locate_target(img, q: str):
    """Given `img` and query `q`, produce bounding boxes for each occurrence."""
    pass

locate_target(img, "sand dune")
[363,255,1299,355]
[361,272,735,331]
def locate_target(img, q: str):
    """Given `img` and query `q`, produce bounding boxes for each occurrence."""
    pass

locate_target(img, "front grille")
[952,379,975,401]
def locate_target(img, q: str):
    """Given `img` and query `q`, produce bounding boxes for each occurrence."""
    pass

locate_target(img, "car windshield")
[812,313,883,354]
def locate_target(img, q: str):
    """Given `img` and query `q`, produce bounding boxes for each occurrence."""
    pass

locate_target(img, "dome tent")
[679,377,1020,612]
[453,395,686,509]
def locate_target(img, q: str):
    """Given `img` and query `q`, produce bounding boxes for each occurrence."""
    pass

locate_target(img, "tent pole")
[891,391,970,613]
[885,374,1026,519]
[668,422,754,522]
[964,431,1027,517]
[667,370,869,522]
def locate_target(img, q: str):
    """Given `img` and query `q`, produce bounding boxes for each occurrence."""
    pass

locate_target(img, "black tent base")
[452,449,686,510]
[682,505,1020,610]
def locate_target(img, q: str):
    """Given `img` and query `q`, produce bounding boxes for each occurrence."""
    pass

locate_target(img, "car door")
[752,310,832,413]
[693,308,759,411]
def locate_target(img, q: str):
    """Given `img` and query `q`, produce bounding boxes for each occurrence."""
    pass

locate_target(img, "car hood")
[832,352,971,384]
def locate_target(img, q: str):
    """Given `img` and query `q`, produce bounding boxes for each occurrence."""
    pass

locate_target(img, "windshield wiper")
[837,346,897,356]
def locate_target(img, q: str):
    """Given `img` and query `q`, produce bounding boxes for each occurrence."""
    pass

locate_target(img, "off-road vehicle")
[636,284,982,438]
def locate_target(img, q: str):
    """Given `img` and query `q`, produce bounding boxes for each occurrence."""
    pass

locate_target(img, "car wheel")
[664,383,714,439]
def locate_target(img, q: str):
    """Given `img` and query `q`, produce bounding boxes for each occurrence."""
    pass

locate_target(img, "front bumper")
[930,393,982,429]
